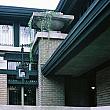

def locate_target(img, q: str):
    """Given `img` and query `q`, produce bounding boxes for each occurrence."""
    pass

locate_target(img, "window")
[0,25,14,46]
[8,85,36,105]
[8,86,21,105]
[8,62,20,70]
[24,86,36,105]
[20,26,35,47]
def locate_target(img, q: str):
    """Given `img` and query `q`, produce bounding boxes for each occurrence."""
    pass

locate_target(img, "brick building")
[0,0,110,110]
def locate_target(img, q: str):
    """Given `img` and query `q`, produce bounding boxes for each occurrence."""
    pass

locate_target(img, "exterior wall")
[38,37,65,106]
[39,38,63,64]
[0,74,7,105]
[39,75,65,106]
[96,66,110,106]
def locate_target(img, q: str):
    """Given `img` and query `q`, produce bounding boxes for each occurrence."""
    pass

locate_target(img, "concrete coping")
[32,12,74,20]
[29,12,74,31]
[35,31,67,39]
[31,31,67,54]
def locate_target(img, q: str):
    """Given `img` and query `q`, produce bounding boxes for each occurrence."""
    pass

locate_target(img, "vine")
[28,11,57,64]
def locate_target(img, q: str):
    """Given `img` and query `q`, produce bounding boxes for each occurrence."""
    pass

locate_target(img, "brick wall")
[0,74,7,105]
[39,38,63,64]
[96,66,110,106]
[39,75,65,106]
[38,37,65,106]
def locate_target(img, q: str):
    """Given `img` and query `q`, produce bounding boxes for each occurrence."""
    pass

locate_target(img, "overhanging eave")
[42,0,110,76]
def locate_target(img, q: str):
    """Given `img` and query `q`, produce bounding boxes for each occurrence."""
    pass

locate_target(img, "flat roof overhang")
[0,5,49,26]
[42,0,110,76]
[56,0,95,33]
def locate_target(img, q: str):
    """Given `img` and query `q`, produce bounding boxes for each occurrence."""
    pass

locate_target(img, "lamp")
[16,44,29,79]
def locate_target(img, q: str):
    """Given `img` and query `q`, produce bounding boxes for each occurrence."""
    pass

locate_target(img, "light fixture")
[16,44,29,79]
[24,94,27,97]
[91,86,95,90]
[19,69,26,78]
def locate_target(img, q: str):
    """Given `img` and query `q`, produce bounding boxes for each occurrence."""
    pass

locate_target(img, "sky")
[0,0,60,10]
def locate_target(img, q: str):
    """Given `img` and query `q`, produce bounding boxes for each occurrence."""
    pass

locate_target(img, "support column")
[38,37,65,106]
[36,88,39,106]
[38,74,65,106]
[14,23,19,47]
[21,86,24,106]
[7,88,9,105]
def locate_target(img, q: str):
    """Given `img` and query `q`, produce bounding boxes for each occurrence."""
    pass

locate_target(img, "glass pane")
[20,26,34,47]
[0,25,14,46]
[24,86,36,105]
[0,60,7,69]
[0,57,3,60]
[9,85,21,105]
[8,62,20,70]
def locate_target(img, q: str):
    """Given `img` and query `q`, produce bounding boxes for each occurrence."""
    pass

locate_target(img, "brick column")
[0,74,7,105]
[39,75,65,106]
[38,36,65,106]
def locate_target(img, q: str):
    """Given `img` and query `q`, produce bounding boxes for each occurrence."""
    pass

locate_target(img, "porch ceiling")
[55,27,110,76]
